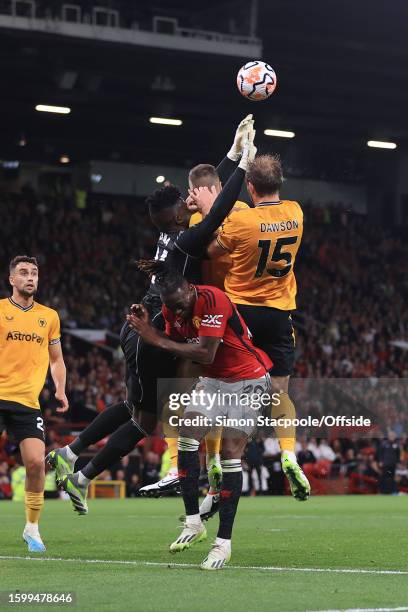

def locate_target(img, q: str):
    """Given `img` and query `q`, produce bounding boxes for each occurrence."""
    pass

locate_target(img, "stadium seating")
[1,187,407,495]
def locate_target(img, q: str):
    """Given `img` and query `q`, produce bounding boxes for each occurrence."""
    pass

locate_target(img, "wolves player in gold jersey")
[197,154,311,501]
[0,256,68,551]
[188,163,249,291]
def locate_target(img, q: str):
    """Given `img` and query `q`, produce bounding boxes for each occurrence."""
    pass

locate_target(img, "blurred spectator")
[307,438,319,457]
[0,461,12,500]
[343,448,359,476]
[315,439,337,461]
[297,440,316,466]
[142,452,160,486]
[11,462,26,501]
[127,474,141,497]
[44,467,59,499]
[348,453,380,494]
[395,460,408,492]
[263,435,280,458]
[244,439,264,495]
[377,432,400,494]
[261,436,285,495]
[362,454,380,479]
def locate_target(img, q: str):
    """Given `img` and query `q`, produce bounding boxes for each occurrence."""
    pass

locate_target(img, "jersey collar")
[8,297,34,312]
[257,201,282,206]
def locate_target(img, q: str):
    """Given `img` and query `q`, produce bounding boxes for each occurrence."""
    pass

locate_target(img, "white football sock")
[65,446,78,463]
[282,450,297,463]
[186,513,202,526]
[215,537,231,548]
[24,521,40,535]
[77,471,91,486]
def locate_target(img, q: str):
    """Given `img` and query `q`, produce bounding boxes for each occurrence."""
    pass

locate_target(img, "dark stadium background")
[0,0,407,500]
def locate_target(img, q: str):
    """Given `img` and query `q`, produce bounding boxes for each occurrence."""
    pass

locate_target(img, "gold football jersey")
[217,200,303,310]
[0,298,60,409]
[189,200,249,289]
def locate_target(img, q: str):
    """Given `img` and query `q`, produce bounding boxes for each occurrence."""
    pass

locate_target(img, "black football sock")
[177,437,201,517]
[69,401,131,455]
[80,419,147,481]
[217,459,243,539]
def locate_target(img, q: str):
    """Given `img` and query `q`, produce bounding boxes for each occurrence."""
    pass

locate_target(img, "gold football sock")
[271,392,296,453]
[25,491,44,525]
[165,437,179,471]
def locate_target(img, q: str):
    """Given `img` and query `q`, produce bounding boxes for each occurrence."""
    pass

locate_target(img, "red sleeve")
[165,320,172,337]
[162,305,182,340]
[162,305,173,336]
[197,288,232,338]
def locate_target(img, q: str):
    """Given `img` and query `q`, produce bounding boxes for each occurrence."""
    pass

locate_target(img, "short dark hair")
[246,154,283,196]
[146,185,182,215]
[136,259,187,297]
[189,164,220,189]
[9,255,38,274]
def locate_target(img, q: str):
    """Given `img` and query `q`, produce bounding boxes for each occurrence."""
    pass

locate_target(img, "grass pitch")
[1,495,408,611]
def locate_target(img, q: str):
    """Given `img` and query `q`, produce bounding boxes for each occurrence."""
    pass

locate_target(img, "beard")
[19,286,37,298]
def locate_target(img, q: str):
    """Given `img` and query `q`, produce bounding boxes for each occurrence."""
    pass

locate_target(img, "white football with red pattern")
[237,60,277,101]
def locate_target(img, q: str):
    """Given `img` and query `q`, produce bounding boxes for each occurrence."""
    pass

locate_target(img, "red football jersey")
[162,285,272,380]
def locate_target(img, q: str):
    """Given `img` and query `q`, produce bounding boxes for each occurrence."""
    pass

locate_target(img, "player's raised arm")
[216,114,254,184]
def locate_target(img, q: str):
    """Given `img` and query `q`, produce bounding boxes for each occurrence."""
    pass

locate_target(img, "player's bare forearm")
[154,335,218,364]
[49,342,69,412]
[50,358,66,390]
[50,360,69,412]
[126,311,219,364]
[49,343,66,392]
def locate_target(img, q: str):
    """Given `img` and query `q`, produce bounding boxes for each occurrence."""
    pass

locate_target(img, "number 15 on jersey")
[254,236,298,278]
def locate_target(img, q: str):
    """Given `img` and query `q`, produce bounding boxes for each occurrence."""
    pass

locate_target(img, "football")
[236,60,277,101]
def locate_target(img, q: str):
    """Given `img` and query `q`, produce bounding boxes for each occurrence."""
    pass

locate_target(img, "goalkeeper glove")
[227,114,254,161]
[238,128,257,171]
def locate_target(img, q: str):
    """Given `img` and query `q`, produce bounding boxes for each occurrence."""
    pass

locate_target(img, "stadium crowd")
[1,184,407,498]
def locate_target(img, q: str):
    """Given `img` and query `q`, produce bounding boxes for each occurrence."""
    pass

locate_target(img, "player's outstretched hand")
[188,185,217,217]
[130,303,149,322]
[55,390,69,413]
[227,114,254,161]
[238,128,257,171]
[126,305,162,346]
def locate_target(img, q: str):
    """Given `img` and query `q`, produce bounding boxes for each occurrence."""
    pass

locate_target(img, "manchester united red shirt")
[162,285,272,380]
